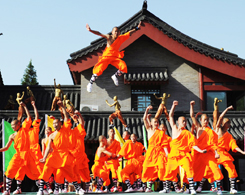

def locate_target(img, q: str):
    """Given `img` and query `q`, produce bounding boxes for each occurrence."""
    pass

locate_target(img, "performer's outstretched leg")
[87,74,98,93]
[111,70,124,86]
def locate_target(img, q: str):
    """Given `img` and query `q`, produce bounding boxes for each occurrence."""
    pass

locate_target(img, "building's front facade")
[1,2,245,191]
[66,2,245,190]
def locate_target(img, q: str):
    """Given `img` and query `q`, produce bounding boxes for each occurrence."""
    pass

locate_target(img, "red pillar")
[199,67,204,111]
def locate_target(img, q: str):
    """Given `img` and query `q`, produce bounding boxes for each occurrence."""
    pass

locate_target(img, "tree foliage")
[21,60,38,85]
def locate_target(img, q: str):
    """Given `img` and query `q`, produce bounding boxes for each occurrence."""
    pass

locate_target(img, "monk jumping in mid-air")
[86,22,141,93]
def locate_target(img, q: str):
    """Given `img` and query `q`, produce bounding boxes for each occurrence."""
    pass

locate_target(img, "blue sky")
[1,0,245,85]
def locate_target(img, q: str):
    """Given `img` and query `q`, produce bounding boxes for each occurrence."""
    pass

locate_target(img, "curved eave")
[67,9,245,66]
[67,9,245,83]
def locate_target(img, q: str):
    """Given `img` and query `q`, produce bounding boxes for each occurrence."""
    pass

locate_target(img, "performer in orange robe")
[38,101,80,195]
[159,123,189,193]
[160,101,206,194]
[129,133,145,192]
[41,127,54,194]
[117,131,140,192]
[103,128,121,192]
[55,119,78,194]
[57,110,91,194]
[142,105,169,192]
[86,22,141,93]
[1,103,40,195]
[28,101,44,175]
[190,101,224,195]
[200,106,245,194]
[73,111,91,192]
[91,135,116,193]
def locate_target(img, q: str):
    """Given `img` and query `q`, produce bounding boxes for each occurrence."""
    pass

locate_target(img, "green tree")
[21,59,38,85]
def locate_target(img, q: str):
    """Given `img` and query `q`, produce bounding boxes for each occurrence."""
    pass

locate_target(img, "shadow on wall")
[82,67,131,101]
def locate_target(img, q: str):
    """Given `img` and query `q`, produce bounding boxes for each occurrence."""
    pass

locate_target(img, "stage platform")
[17,191,243,194]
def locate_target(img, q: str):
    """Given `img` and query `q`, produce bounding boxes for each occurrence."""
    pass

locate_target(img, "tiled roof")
[1,111,244,144]
[0,85,81,111]
[0,71,3,86]
[124,69,168,83]
[67,2,245,66]
[81,111,245,142]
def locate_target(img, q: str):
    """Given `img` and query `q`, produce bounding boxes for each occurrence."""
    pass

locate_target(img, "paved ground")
[20,191,243,194]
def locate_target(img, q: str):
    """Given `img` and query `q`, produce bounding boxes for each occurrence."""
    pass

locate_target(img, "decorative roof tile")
[124,69,168,84]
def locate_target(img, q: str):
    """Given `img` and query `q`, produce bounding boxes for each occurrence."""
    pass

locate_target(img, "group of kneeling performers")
[1,98,244,195]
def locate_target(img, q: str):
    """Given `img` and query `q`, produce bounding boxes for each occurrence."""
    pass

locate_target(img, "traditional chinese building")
[1,1,245,190]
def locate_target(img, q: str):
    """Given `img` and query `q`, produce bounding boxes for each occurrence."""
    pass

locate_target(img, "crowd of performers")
[2,15,245,195]
[1,96,245,195]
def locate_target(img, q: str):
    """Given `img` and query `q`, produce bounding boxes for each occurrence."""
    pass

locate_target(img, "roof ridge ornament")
[142,0,147,11]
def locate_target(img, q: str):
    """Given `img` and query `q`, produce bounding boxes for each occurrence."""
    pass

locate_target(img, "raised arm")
[169,101,178,128]
[191,112,202,134]
[143,105,152,130]
[57,100,69,122]
[86,24,110,39]
[216,105,233,129]
[190,101,200,129]
[20,102,31,121]
[31,101,39,120]
[75,110,85,127]
[128,22,142,36]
